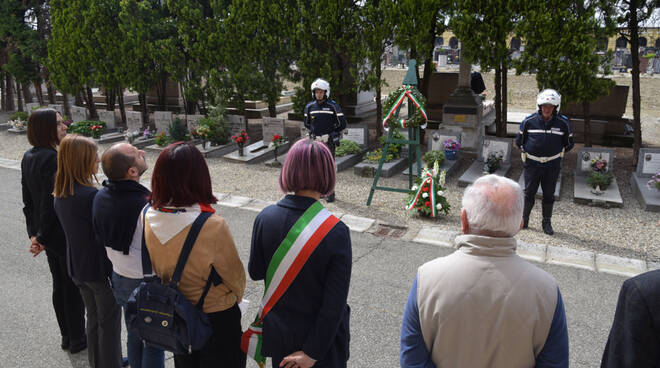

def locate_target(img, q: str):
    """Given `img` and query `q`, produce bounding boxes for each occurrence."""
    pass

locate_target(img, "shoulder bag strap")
[141,205,153,277]
[169,211,212,287]
[257,201,339,322]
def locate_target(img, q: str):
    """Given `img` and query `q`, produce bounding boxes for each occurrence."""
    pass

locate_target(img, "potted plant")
[231,130,249,156]
[154,132,170,147]
[443,138,461,160]
[271,134,288,164]
[423,150,446,167]
[335,140,361,157]
[586,155,613,192]
[483,151,504,174]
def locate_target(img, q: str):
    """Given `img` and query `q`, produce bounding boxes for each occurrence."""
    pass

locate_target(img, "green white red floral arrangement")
[382,85,428,130]
[406,161,451,218]
[271,134,287,148]
[231,130,249,147]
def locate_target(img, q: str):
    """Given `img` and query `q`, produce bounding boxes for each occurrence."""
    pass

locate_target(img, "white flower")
[411,185,418,191]
[437,190,444,196]
[422,193,428,198]
[436,204,442,210]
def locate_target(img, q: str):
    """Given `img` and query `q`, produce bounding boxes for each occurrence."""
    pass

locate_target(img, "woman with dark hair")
[247,138,352,368]
[144,142,246,368]
[53,135,123,368]
[20,108,87,353]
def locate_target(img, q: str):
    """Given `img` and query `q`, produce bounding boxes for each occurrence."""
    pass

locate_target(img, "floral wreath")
[406,161,451,218]
[382,85,428,130]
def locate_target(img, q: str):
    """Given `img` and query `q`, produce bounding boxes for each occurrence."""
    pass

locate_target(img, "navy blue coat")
[303,99,347,137]
[516,112,574,168]
[601,269,660,368]
[54,183,112,283]
[249,195,352,367]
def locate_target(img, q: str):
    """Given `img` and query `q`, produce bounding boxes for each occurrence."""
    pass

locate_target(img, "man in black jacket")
[92,143,165,368]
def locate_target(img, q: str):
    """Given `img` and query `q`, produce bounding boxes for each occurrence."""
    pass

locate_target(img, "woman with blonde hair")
[53,134,122,368]
[21,109,86,353]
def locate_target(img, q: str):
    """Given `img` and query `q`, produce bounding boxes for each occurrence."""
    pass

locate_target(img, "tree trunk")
[105,88,116,111]
[0,75,6,111]
[34,82,44,105]
[17,83,24,112]
[629,0,641,167]
[85,86,98,120]
[46,82,56,104]
[75,90,84,106]
[583,100,592,147]
[268,104,277,118]
[158,74,168,111]
[376,60,383,138]
[6,74,15,111]
[496,66,502,136]
[118,90,127,127]
[62,93,71,120]
[501,65,508,138]
[138,92,148,127]
[22,82,33,104]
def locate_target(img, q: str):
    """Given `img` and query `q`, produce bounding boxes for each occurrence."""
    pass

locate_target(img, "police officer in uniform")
[516,89,574,235]
[304,78,347,202]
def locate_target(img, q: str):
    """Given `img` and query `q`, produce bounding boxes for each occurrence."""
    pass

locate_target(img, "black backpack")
[126,206,222,354]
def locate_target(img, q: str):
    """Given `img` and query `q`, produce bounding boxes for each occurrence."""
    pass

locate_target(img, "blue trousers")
[111,272,165,368]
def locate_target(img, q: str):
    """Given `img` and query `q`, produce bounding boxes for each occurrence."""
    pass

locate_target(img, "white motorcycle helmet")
[311,78,330,99]
[537,89,561,112]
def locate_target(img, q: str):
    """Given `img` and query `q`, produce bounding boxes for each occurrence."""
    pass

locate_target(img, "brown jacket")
[144,213,246,313]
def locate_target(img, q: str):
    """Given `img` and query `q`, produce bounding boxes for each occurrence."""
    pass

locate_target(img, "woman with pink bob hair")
[246,138,352,368]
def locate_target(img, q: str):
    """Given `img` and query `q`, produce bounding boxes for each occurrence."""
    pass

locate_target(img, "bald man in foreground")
[400,174,569,368]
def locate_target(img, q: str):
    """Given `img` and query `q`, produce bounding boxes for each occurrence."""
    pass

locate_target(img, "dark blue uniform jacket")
[249,195,352,367]
[304,99,347,137]
[516,111,574,168]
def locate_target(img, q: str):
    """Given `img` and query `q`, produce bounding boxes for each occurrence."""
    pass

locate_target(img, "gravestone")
[154,111,173,134]
[458,137,513,187]
[404,129,462,177]
[125,111,143,133]
[25,103,40,113]
[225,117,289,164]
[630,148,660,211]
[343,125,369,147]
[70,106,87,123]
[227,115,247,136]
[48,104,64,117]
[573,147,622,206]
[185,114,205,134]
[354,156,409,178]
[97,110,116,130]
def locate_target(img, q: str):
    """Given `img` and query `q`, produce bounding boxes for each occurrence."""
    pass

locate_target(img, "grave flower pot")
[444,149,458,161]
[238,145,245,156]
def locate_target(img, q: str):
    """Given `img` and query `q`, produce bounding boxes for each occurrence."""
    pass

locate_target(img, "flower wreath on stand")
[382,85,428,130]
[406,161,451,218]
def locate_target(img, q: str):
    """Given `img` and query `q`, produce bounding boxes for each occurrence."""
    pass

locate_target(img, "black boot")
[542,202,554,235]
[522,199,534,229]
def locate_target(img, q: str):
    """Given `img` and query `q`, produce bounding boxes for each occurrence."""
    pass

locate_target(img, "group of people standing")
[21,108,352,368]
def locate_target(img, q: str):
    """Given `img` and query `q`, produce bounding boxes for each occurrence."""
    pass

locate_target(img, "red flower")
[272,134,281,142]
[424,201,431,207]
[422,186,429,192]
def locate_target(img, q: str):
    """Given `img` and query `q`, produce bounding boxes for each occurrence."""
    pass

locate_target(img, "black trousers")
[174,303,246,368]
[45,249,86,343]
[523,164,561,204]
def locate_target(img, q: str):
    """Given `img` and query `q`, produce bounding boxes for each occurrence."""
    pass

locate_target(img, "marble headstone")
[125,111,143,133]
[343,125,369,147]
[185,114,205,134]
[573,147,622,206]
[262,117,285,143]
[70,106,87,123]
[630,148,660,211]
[478,137,512,163]
[576,149,614,176]
[227,115,247,135]
[637,150,660,177]
[48,104,64,117]
[154,111,173,134]
[97,110,116,129]
[427,130,461,152]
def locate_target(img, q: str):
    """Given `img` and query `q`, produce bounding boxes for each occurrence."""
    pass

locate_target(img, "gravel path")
[2,109,659,262]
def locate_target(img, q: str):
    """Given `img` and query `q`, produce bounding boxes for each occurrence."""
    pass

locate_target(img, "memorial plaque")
[70,107,87,123]
[154,111,173,133]
[227,115,247,135]
[480,138,511,163]
[641,152,660,176]
[125,111,143,133]
[428,130,460,152]
[185,114,204,133]
[97,110,116,129]
[343,126,368,147]
[262,117,285,142]
[579,150,611,173]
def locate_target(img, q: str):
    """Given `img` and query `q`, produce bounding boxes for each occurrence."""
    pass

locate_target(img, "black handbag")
[126,206,222,354]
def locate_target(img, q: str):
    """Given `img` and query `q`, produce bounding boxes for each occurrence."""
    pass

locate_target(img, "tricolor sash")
[241,201,340,367]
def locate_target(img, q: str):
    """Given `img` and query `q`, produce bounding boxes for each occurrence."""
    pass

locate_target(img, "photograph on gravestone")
[154,111,173,133]
[481,139,510,162]
[641,152,660,176]
[262,117,285,143]
[227,115,247,136]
